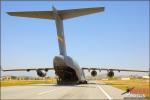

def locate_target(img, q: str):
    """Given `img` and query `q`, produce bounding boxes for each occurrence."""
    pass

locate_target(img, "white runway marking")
[96,85,113,100]
[37,88,61,95]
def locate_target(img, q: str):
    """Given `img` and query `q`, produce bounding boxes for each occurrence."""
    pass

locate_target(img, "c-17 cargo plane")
[2,6,149,84]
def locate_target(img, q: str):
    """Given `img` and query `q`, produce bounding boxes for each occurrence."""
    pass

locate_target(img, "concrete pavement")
[1,81,125,99]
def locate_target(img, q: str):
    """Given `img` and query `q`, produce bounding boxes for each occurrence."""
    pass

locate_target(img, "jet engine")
[107,70,114,78]
[91,70,97,77]
[36,69,46,77]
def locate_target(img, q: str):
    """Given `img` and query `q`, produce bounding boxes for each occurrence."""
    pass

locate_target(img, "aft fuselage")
[53,55,86,83]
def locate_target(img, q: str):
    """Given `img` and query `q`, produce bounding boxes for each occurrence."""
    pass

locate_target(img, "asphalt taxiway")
[1,81,124,99]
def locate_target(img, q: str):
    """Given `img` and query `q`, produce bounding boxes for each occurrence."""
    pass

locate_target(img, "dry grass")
[99,78,149,99]
[0,79,57,87]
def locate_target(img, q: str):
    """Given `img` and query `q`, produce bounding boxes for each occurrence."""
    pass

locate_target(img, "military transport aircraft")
[2,7,149,84]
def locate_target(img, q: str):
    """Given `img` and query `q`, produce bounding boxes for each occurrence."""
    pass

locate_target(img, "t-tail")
[7,6,104,56]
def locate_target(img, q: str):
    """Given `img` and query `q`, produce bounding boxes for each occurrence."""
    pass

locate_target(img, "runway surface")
[1,81,125,99]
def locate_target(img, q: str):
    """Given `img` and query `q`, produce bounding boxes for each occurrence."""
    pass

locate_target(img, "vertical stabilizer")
[53,7,67,56]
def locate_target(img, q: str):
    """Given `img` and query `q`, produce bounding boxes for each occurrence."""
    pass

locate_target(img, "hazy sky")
[1,1,149,76]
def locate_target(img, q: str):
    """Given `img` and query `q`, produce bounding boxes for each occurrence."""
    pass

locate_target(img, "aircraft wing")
[2,67,54,72]
[82,67,149,72]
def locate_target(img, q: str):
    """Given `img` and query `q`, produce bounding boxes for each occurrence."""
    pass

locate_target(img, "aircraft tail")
[7,7,104,56]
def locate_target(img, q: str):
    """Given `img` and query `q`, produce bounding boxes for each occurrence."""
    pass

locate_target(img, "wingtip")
[7,12,16,16]
[93,7,105,12]
[7,12,12,15]
[7,12,10,14]
[99,7,105,11]
[102,7,105,11]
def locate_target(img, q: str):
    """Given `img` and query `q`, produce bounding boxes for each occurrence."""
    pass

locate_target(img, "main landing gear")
[78,80,88,84]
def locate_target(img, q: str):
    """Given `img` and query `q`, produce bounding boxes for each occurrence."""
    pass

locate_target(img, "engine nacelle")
[36,69,46,77]
[107,70,114,78]
[91,70,97,77]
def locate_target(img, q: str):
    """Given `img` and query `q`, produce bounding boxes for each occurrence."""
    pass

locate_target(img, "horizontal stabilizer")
[58,7,104,19]
[7,7,104,20]
[7,11,55,19]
